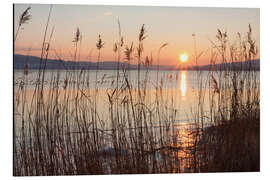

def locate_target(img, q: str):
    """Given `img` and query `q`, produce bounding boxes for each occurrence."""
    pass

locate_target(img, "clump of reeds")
[194,24,260,172]
[13,5,259,175]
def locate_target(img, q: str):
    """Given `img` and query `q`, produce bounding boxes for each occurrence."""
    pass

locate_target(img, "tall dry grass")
[14,6,259,175]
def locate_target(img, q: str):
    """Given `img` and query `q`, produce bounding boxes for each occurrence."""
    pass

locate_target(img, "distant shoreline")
[14,54,260,71]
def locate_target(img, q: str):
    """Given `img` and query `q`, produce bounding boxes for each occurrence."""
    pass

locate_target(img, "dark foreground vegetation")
[14,5,259,175]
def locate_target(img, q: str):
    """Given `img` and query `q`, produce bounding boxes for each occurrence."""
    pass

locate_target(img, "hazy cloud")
[103,12,112,16]
[15,47,42,52]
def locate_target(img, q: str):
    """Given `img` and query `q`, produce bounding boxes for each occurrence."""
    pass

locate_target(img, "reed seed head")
[139,24,147,42]
[73,27,80,43]
[19,7,31,26]
[96,34,105,50]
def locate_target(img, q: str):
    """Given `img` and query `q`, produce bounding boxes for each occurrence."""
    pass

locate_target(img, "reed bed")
[13,6,259,176]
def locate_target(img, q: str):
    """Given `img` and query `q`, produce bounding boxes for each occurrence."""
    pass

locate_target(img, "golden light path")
[180,71,187,97]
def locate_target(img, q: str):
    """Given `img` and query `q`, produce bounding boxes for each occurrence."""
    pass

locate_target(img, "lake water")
[13,69,260,174]
[14,69,259,131]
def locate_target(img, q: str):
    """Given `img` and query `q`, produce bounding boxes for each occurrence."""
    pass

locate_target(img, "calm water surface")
[14,69,259,130]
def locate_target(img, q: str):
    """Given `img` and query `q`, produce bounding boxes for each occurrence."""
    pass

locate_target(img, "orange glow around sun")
[180,53,188,63]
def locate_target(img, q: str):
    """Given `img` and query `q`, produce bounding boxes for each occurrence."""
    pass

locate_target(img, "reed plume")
[96,34,105,50]
[73,27,81,43]
[124,42,134,61]
[14,6,31,42]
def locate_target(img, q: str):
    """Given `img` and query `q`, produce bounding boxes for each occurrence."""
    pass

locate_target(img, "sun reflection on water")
[169,124,196,173]
[180,71,187,98]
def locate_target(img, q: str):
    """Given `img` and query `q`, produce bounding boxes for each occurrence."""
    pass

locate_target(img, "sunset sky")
[14,4,260,66]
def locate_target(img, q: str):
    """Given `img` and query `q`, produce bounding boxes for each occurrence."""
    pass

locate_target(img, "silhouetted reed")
[13,6,259,175]
[14,6,31,42]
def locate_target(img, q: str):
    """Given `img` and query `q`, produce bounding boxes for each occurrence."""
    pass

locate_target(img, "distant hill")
[192,59,260,71]
[14,54,260,71]
[13,54,173,70]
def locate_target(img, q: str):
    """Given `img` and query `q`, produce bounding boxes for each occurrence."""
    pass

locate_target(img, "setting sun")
[13,4,260,176]
[180,53,188,63]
